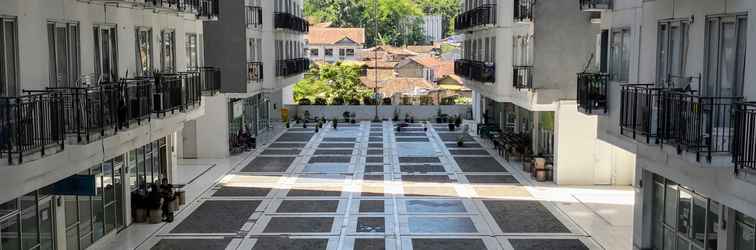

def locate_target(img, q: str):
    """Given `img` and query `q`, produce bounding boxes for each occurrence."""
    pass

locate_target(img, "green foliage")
[293,63,373,104]
[415,0,460,37]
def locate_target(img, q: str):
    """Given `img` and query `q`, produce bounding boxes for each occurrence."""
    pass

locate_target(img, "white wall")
[194,95,231,158]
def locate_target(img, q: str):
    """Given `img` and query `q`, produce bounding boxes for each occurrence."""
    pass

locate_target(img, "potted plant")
[404,113,410,123]
[285,121,290,128]
[409,116,415,123]
[448,122,456,131]
[392,110,399,122]
[456,135,465,147]
[343,111,351,122]
[436,110,443,123]
[332,118,338,129]
[350,113,357,123]
[455,115,462,128]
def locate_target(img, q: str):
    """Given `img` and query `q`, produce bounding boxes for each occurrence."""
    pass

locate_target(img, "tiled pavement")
[143,122,602,250]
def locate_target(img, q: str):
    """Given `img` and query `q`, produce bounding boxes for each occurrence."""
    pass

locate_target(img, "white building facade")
[0,0,220,249]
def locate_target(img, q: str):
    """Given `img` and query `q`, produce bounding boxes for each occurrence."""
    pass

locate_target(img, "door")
[704,15,747,98]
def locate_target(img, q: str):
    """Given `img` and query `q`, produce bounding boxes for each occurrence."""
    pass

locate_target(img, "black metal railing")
[454,4,496,31]
[246,6,263,27]
[454,59,495,83]
[274,12,309,33]
[620,84,664,143]
[577,72,609,114]
[153,73,185,117]
[0,92,65,164]
[197,67,221,95]
[42,84,122,143]
[579,0,612,11]
[121,78,153,127]
[514,0,534,23]
[197,0,219,20]
[248,62,263,81]
[513,66,534,89]
[180,71,202,109]
[659,91,741,162]
[734,102,756,173]
[276,58,310,77]
[145,0,218,19]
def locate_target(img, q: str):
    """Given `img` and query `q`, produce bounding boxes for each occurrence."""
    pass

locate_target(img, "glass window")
[136,27,153,76]
[735,212,755,250]
[707,201,719,249]
[185,33,198,69]
[20,192,38,249]
[92,165,104,240]
[325,48,333,56]
[48,21,80,87]
[93,25,118,82]
[310,48,319,56]
[704,15,747,97]
[64,196,78,228]
[678,189,692,236]
[160,30,176,72]
[665,181,678,228]
[346,49,354,56]
[39,200,54,250]
[0,199,17,218]
[65,227,78,250]
[1,17,19,96]
[691,195,706,246]
[2,215,20,250]
[610,28,630,82]
[652,181,665,249]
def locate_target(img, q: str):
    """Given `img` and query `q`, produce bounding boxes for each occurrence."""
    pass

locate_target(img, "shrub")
[382,98,392,105]
[349,98,361,105]
[332,97,345,105]
[314,97,327,105]
[298,98,312,105]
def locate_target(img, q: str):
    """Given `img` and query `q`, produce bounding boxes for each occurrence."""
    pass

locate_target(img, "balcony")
[513,66,534,89]
[659,91,742,162]
[276,58,310,77]
[274,12,309,33]
[248,62,264,81]
[454,59,495,83]
[153,72,202,117]
[43,84,123,144]
[196,0,220,20]
[620,84,664,144]
[579,0,612,11]
[198,67,221,95]
[454,4,496,32]
[246,6,263,28]
[577,72,609,114]
[514,0,534,23]
[0,92,65,164]
[734,103,756,174]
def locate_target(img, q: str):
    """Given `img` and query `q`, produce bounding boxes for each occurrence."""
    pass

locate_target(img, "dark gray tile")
[396,138,430,142]
[323,137,356,142]
[314,149,354,155]
[152,238,231,250]
[309,156,351,163]
[354,239,385,250]
[406,200,466,213]
[287,128,316,132]
[399,128,425,132]
[318,143,355,148]
[454,157,507,172]
[449,150,489,155]
[438,133,474,142]
[276,200,339,213]
[287,189,342,197]
[366,157,384,163]
[269,143,307,148]
[368,143,383,148]
[171,200,261,233]
[261,149,302,155]
[411,239,487,250]
[251,237,328,250]
[483,200,570,233]
[400,165,446,173]
[408,217,477,233]
[395,133,426,137]
[213,186,271,197]
[369,137,383,142]
[263,217,334,233]
[363,175,384,181]
[367,149,383,155]
[446,143,482,148]
[401,175,452,183]
[509,239,588,250]
[359,200,384,213]
[357,217,385,232]
[399,157,441,163]
[466,175,520,184]
[370,129,383,132]
[369,133,383,137]
[241,157,295,172]
[277,133,315,142]
[365,165,384,172]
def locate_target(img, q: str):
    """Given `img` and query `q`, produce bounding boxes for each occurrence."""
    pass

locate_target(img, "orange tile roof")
[306,27,366,45]
[377,78,434,97]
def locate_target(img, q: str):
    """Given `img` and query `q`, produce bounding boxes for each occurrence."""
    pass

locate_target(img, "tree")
[293,63,373,104]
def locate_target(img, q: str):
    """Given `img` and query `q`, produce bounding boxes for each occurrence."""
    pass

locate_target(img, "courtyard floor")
[119,121,632,250]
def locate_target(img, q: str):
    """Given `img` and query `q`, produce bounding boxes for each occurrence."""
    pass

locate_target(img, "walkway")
[135,121,631,250]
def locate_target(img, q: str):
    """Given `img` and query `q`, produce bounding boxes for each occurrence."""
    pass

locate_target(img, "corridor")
[144,122,604,250]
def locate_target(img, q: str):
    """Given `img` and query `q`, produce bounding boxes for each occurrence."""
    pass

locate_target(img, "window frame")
[135,26,153,77]
[0,16,19,96]
[47,20,80,87]
[185,33,198,70]
[655,19,690,88]
[609,27,631,82]
[160,29,176,73]
[702,13,748,97]
[93,24,118,83]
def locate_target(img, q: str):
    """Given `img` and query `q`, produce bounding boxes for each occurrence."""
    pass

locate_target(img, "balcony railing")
[196,0,219,20]
[734,102,756,173]
[121,78,153,127]
[43,84,123,144]
[276,58,310,77]
[659,91,742,162]
[620,84,664,143]
[513,66,534,89]
[153,73,186,117]
[454,59,495,83]
[0,92,65,164]
[181,71,203,109]
[514,0,534,23]
[454,4,496,31]
[246,6,263,27]
[248,62,263,81]
[197,67,221,95]
[577,72,609,114]
[274,12,309,33]
[579,0,612,11]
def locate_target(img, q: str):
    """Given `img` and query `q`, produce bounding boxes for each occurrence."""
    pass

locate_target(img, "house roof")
[306,27,366,45]
[378,78,434,97]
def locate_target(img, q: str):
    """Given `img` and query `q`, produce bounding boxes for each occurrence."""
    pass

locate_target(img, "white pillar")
[472,90,482,124]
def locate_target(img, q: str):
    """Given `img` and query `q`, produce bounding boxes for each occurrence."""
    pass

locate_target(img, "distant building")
[306,27,365,63]
[421,15,443,42]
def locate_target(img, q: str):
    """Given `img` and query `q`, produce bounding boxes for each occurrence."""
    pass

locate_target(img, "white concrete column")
[54,197,67,250]
[472,90,482,124]
[194,95,231,158]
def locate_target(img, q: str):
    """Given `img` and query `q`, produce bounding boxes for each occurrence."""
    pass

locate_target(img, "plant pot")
[436,117,442,123]
[448,124,455,131]
[457,141,464,147]
[176,191,186,205]
[285,123,290,128]
[148,208,162,224]
[134,208,148,223]
[351,119,356,124]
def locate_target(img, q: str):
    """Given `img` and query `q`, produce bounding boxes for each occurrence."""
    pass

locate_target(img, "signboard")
[52,175,96,196]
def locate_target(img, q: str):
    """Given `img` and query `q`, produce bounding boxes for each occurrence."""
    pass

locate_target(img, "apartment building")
[306,27,365,63]
[0,0,219,249]
[576,0,756,249]
[455,0,635,185]
[188,0,309,158]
